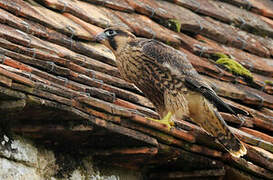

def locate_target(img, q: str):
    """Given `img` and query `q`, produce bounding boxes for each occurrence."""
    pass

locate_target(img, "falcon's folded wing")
[140,39,250,117]
[185,76,251,117]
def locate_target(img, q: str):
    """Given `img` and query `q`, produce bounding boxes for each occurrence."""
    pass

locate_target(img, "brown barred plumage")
[96,27,247,158]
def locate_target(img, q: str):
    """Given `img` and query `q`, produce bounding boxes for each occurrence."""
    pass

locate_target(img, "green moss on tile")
[165,40,179,48]
[198,39,207,43]
[213,52,229,59]
[165,41,171,46]
[265,80,273,86]
[168,19,181,33]
[216,57,253,80]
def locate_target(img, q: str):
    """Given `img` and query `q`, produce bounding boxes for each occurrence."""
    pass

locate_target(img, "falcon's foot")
[146,112,174,130]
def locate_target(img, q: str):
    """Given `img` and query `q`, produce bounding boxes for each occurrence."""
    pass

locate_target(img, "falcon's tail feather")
[216,129,247,158]
[210,104,247,158]
[184,92,248,158]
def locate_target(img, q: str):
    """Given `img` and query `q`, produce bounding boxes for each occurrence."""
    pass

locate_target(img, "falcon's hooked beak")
[95,31,107,43]
[95,27,136,54]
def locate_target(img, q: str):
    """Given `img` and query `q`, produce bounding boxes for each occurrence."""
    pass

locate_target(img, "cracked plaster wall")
[0,135,142,180]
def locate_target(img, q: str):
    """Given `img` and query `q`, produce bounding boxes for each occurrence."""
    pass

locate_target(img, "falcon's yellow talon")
[146,112,174,130]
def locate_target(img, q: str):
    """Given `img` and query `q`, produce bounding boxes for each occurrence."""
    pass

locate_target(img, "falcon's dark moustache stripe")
[108,30,129,51]
[108,36,117,51]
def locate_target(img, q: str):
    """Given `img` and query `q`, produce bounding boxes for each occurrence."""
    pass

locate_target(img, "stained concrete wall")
[0,135,142,180]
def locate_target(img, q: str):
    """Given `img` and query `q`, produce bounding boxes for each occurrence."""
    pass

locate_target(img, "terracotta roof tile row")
[0,0,273,179]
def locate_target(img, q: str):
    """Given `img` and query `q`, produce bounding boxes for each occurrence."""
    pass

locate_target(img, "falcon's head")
[96,27,136,54]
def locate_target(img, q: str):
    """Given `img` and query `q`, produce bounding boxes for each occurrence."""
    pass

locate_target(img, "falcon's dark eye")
[105,29,117,37]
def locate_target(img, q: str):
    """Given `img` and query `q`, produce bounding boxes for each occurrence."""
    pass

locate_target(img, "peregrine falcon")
[96,27,247,158]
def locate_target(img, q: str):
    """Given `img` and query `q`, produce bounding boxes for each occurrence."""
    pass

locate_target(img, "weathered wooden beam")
[114,10,181,45]
[128,0,177,19]
[194,34,273,78]
[38,60,153,108]
[0,46,70,77]
[245,144,273,172]
[12,82,74,107]
[11,124,93,133]
[0,37,69,67]
[149,169,226,180]
[0,67,34,87]
[0,74,12,87]
[121,118,222,158]
[67,60,137,91]
[131,115,196,143]
[1,0,93,40]
[154,143,224,171]
[223,153,273,179]
[179,47,236,82]
[63,13,101,41]
[87,115,158,147]
[67,55,120,78]
[73,99,122,124]
[1,54,152,114]
[78,0,134,13]
[0,99,26,112]
[0,85,26,100]
[231,127,273,153]
[91,147,158,156]
[78,96,135,118]
[221,112,253,127]
[114,98,157,118]
[222,98,273,132]
[26,95,89,120]
[78,95,221,156]
[175,119,224,151]
[224,165,264,180]
[203,75,273,109]
[240,127,273,144]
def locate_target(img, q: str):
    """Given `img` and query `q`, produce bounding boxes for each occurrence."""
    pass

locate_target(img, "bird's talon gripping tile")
[146,112,174,130]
